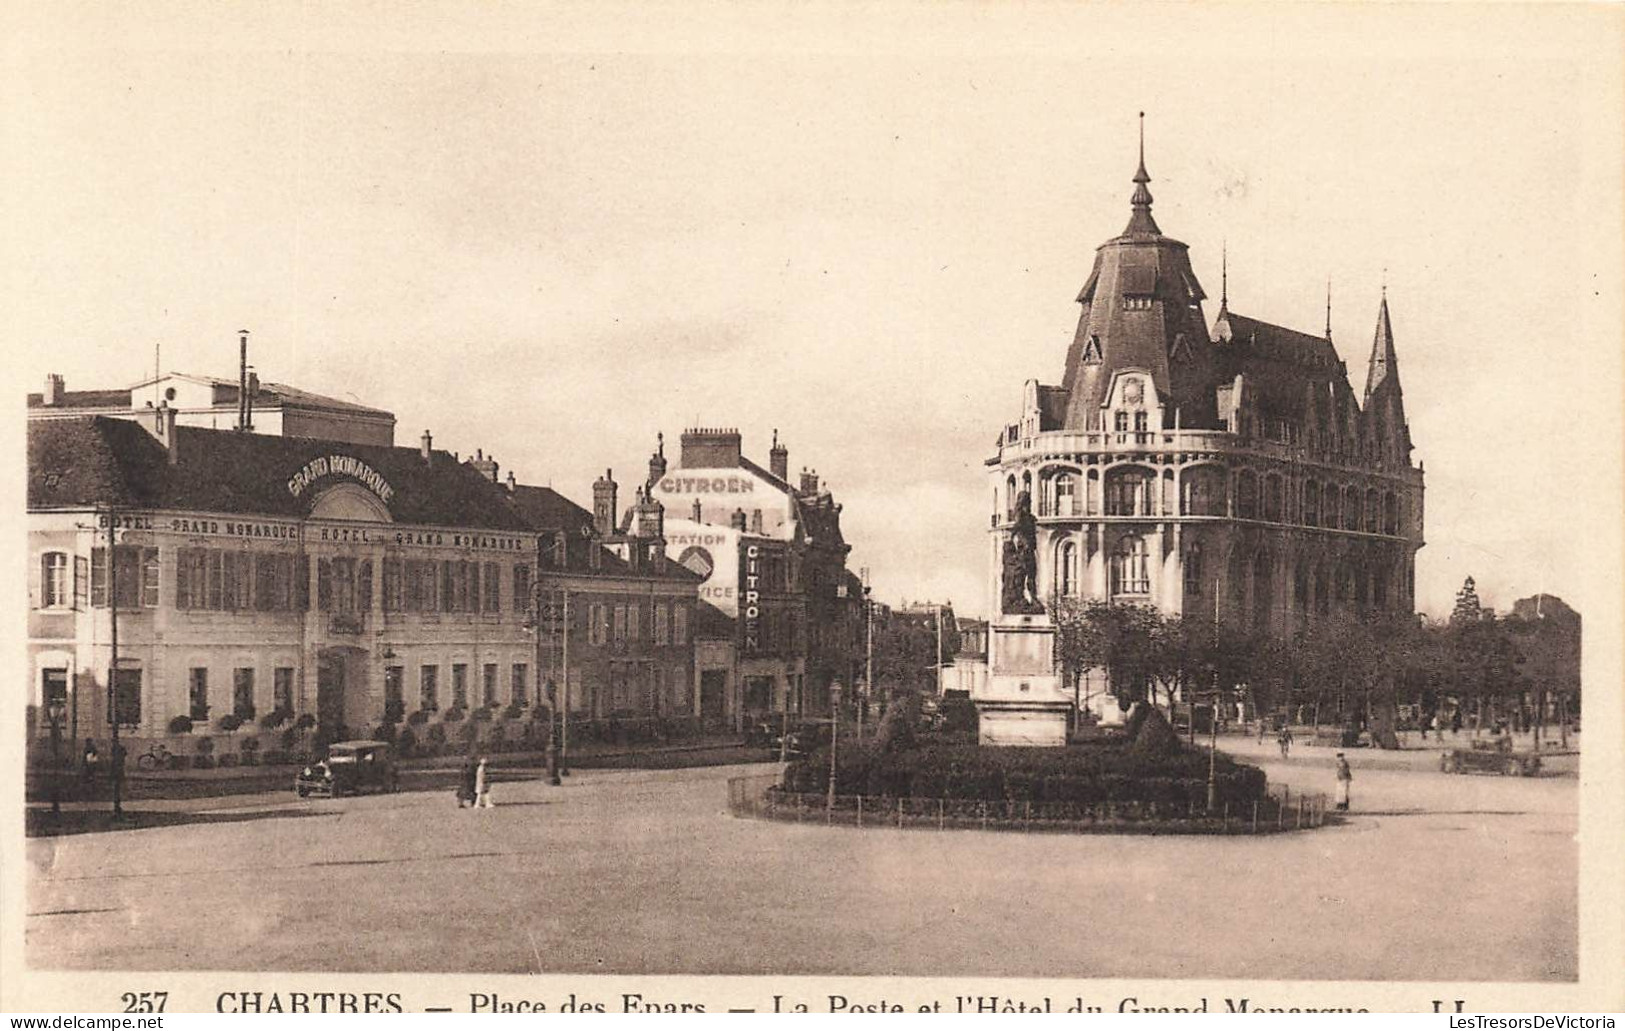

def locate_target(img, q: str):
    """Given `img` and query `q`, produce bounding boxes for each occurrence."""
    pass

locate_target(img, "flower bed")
[782,740,1268,811]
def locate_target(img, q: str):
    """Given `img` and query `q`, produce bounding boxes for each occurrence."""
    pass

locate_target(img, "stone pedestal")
[973,614,1070,747]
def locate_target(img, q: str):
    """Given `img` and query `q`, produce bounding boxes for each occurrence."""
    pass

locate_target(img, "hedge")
[783,741,1268,809]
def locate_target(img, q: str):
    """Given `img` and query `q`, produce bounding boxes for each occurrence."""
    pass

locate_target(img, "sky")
[4,3,1622,622]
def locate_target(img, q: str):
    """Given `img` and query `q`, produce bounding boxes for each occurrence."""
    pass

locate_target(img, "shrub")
[442,708,466,724]
[472,706,495,722]
[240,736,261,760]
[293,713,316,732]
[458,722,479,743]
[218,753,240,768]
[426,724,447,744]
[260,707,294,731]
[396,727,418,758]
[372,723,398,744]
[195,737,216,756]
[167,715,194,735]
[938,696,979,735]
[503,702,525,720]
[382,698,406,724]
[408,709,431,726]
[217,713,245,734]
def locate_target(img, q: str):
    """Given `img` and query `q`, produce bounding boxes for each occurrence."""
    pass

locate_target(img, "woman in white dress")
[475,756,494,808]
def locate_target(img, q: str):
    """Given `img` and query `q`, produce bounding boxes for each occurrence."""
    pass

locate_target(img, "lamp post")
[105,507,125,820]
[47,697,66,819]
[827,680,841,814]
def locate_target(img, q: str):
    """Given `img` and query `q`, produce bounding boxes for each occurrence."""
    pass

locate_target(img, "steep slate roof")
[1214,311,1347,421]
[692,600,738,640]
[504,482,701,584]
[28,416,526,531]
[506,484,595,535]
[25,388,132,410]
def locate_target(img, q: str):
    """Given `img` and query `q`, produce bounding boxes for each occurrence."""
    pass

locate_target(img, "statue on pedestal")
[1001,489,1044,615]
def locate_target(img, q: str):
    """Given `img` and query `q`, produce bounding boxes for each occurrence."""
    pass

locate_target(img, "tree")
[1051,599,1162,711]
[1449,576,1484,626]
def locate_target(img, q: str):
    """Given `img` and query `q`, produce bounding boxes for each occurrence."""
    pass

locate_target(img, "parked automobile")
[773,720,833,759]
[295,740,400,798]
[1440,745,1542,777]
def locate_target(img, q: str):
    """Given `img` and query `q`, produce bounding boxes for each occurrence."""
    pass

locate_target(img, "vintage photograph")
[8,2,1622,1013]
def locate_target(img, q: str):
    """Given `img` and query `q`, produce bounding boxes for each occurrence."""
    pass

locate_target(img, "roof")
[693,600,737,640]
[504,483,701,584]
[28,416,529,531]
[29,373,393,418]
[507,484,594,534]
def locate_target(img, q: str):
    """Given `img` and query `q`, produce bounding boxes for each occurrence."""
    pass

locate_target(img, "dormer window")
[1081,334,1103,365]
[1123,295,1153,311]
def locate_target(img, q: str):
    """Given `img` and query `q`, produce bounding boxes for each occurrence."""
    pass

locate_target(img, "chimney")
[159,403,180,465]
[769,429,788,481]
[470,448,499,482]
[636,489,665,540]
[420,429,433,462]
[236,330,250,431]
[593,469,618,536]
[799,467,820,494]
[505,470,517,492]
[42,374,65,406]
[647,432,668,489]
[691,498,702,522]
[731,507,748,531]
[750,508,763,534]
[244,369,259,432]
[679,426,742,469]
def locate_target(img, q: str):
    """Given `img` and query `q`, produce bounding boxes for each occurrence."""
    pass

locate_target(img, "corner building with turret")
[981,138,1424,741]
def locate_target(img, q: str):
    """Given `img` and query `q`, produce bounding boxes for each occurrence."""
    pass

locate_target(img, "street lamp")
[47,697,66,819]
[544,679,562,787]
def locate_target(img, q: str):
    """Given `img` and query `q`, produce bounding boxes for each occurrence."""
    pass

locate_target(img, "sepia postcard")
[3,1,1623,1016]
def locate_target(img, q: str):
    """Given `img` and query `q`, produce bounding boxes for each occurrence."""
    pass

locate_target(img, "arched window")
[1303,480,1320,527]
[1054,472,1077,517]
[1160,469,1174,515]
[1236,470,1259,520]
[1383,492,1398,536]
[1005,476,1017,521]
[40,551,70,609]
[1058,540,1078,597]
[1335,563,1353,603]
[1184,542,1204,596]
[1228,547,1247,600]
[1251,550,1273,627]
[1111,536,1150,596]
[1105,468,1153,516]
[1342,486,1360,531]
[1365,489,1381,533]
[1086,468,1100,515]
[1263,474,1283,522]
[1181,466,1228,516]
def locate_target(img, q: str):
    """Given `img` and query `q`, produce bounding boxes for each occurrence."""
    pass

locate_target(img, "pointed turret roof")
[1364,290,1401,402]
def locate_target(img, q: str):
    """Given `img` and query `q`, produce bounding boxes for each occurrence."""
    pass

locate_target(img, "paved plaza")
[26,743,1577,981]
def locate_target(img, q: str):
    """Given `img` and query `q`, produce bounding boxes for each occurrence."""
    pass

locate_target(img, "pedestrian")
[475,756,494,809]
[457,755,477,808]
[81,739,101,785]
[1334,753,1353,811]
[1277,725,1293,759]
[1451,709,1462,736]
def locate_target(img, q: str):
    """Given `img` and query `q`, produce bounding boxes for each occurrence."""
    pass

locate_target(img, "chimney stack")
[769,429,788,481]
[593,469,619,537]
[505,470,517,491]
[42,374,65,406]
[647,432,668,489]
[470,448,499,482]
[679,427,742,469]
[731,508,748,531]
[236,330,250,432]
[691,498,702,522]
[244,369,259,432]
[420,429,433,462]
[159,403,180,465]
[799,467,820,494]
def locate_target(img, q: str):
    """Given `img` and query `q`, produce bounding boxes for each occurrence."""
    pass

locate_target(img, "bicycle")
[135,742,175,770]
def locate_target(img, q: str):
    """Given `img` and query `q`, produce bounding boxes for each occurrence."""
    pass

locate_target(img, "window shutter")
[74,555,89,609]
[469,561,481,613]
[28,551,42,609]
[90,547,108,607]
[142,548,160,608]
[317,558,332,610]
[296,556,311,610]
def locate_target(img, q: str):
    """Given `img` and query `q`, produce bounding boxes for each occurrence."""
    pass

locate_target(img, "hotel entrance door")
[316,651,349,741]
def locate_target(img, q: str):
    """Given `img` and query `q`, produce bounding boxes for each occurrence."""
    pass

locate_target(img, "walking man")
[1277,724,1294,760]
[457,755,477,808]
[1334,752,1353,811]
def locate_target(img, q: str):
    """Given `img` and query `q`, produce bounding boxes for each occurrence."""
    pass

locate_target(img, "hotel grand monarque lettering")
[287,454,396,505]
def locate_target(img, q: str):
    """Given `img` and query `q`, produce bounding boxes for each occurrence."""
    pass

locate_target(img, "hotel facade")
[26,398,700,757]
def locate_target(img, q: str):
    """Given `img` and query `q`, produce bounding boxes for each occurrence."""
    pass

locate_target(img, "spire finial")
[1381,266,1388,300]
[1325,277,1333,339]
[1126,111,1158,233]
[1221,240,1228,306]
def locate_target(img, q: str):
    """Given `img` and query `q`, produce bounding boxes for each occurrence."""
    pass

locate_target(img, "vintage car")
[295,740,401,797]
[1440,745,1542,777]
[772,720,833,759]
